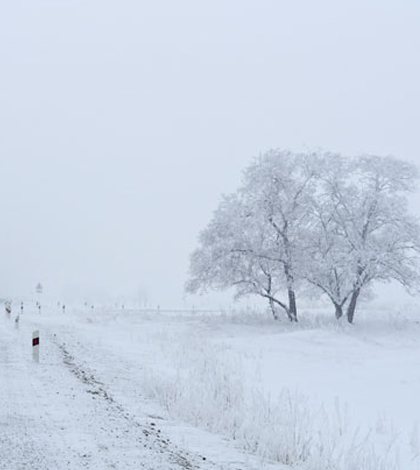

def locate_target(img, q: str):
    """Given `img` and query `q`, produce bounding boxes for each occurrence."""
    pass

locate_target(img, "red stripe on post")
[32,338,39,346]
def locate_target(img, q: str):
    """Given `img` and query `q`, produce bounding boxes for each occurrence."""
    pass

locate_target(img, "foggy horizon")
[1,1,420,307]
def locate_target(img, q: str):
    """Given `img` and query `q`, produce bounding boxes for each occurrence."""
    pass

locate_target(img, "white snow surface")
[1,303,420,469]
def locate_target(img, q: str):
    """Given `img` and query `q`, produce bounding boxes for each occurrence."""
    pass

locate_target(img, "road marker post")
[32,330,40,362]
[5,302,11,318]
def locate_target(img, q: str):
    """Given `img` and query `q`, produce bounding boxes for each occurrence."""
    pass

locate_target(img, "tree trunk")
[287,288,298,322]
[346,289,360,324]
[282,258,298,322]
[334,303,343,320]
[268,298,279,320]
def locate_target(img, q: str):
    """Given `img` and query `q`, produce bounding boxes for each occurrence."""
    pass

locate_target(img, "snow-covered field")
[1,302,420,469]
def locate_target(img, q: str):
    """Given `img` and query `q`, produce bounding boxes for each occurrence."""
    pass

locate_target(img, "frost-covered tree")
[187,150,318,322]
[317,155,420,323]
[239,150,319,321]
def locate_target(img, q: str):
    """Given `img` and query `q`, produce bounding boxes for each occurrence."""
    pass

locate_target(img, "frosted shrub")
[410,423,419,459]
[140,337,400,469]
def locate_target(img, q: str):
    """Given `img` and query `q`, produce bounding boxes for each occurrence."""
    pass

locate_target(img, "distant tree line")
[186,150,420,323]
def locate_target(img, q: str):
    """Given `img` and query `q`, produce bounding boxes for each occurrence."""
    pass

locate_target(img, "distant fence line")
[107,308,225,315]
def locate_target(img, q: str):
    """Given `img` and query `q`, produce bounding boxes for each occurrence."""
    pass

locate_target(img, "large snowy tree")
[187,150,318,321]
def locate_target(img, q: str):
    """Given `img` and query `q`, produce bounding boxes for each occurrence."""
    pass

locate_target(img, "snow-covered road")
[0,310,235,470]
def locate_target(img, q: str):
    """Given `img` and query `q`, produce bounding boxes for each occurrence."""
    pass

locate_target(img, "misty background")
[0,1,419,307]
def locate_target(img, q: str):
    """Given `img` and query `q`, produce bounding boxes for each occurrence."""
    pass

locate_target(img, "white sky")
[0,1,419,306]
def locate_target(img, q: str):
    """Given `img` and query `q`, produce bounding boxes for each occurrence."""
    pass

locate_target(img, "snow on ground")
[0,306,255,470]
[2,301,420,469]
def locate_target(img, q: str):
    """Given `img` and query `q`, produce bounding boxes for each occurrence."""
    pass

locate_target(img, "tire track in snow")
[52,336,214,470]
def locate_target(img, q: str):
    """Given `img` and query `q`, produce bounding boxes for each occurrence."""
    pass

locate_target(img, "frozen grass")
[65,303,420,468]
[140,334,400,469]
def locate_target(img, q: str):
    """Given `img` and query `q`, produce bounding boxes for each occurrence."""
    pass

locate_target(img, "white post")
[32,330,40,362]
[14,315,19,329]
